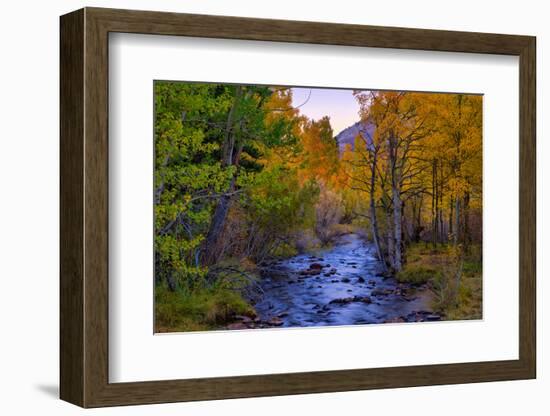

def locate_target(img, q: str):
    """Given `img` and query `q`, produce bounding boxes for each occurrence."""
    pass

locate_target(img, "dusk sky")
[291,87,363,136]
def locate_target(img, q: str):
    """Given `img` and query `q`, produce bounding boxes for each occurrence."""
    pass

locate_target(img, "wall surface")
[0,0,546,414]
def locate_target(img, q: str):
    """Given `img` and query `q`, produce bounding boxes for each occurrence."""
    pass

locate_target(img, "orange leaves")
[297,117,340,185]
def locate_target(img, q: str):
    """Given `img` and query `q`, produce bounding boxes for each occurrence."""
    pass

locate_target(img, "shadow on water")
[253,233,436,328]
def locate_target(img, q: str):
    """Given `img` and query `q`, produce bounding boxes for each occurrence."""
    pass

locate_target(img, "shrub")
[463,259,482,276]
[396,265,439,284]
[154,284,255,332]
[315,184,343,245]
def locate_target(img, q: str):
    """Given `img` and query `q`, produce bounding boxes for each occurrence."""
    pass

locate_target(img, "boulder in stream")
[329,296,372,305]
[300,269,321,276]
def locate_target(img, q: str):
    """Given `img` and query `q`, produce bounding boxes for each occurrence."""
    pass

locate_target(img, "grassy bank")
[397,242,482,320]
[155,280,257,333]
[154,230,352,333]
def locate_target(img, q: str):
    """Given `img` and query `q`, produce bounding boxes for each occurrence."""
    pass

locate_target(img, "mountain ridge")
[334,121,374,154]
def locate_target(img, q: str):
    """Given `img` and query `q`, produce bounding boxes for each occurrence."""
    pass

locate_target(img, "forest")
[154,81,483,332]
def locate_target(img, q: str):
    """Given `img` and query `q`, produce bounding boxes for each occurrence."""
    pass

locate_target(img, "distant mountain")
[334,121,375,154]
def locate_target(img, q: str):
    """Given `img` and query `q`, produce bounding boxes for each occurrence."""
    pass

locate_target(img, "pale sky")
[291,87,363,136]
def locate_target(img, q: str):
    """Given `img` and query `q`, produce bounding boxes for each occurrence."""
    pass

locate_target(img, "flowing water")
[252,233,436,328]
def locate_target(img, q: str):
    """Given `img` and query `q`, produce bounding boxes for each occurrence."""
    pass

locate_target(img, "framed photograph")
[60,7,536,408]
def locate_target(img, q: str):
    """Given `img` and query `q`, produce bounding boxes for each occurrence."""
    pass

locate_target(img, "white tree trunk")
[369,153,387,272]
[454,197,461,246]
[392,184,402,272]
[386,211,395,270]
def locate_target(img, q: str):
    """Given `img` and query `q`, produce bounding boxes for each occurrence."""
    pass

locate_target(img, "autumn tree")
[349,91,435,272]
[201,85,299,265]
[155,83,313,291]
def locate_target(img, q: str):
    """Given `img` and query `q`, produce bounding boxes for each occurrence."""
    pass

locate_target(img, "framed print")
[60,7,536,408]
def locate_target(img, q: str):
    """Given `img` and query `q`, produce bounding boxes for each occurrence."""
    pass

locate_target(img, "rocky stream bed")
[226,233,441,330]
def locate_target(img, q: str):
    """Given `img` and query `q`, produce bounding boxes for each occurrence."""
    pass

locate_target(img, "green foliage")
[270,242,299,258]
[444,245,482,320]
[463,259,482,276]
[398,242,482,320]
[396,265,439,284]
[155,284,255,332]
[154,82,324,331]
[241,166,319,231]
[154,82,237,289]
[153,82,483,332]
[154,82,300,289]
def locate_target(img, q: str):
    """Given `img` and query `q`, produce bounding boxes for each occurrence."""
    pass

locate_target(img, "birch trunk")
[463,191,471,252]
[454,197,461,246]
[449,195,454,237]
[386,210,395,270]
[431,159,437,247]
[392,183,403,272]
[389,133,403,272]
[369,152,387,272]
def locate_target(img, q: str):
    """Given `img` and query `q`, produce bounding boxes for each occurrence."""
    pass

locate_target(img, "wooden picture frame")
[60,7,536,408]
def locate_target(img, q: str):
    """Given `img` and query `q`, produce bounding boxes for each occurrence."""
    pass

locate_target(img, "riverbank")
[155,233,482,333]
[396,242,482,320]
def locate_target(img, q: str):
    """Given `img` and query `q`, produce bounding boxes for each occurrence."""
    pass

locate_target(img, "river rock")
[372,288,393,297]
[227,322,248,330]
[309,263,323,270]
[384,317,406,323]
[357,276,366,283]
[260,267,284,278]
[234,315,253,323]
[341,277,351,283]
[329,296,371,305]
[268,317,284,326]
